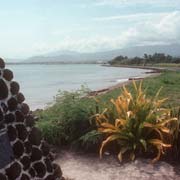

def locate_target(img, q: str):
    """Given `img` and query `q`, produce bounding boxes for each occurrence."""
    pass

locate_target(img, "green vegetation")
[153,63,180,67]
[36,70,180,162]
[96,81,176,163]
[109,53,180,66]
[98,71,180,108]
[37,87,95,146]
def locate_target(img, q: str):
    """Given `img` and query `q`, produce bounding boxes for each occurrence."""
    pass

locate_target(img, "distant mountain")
[43,50,79,57]
[5,58,25,63]
[24,44,180,64]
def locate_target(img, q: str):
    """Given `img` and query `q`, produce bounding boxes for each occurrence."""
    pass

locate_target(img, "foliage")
[78,130,104,151]
[36,117,62,146]
[37,86,96,146]
[168,107,180,160]
[109,53,180,66]
[97,71,180,108]
[95,81,177,162]
[37,86,105,150]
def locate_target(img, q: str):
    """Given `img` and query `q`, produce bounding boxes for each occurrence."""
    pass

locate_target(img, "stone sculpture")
[0,58,63,180]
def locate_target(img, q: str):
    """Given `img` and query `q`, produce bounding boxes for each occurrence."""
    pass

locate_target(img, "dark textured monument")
[0,58,63,180]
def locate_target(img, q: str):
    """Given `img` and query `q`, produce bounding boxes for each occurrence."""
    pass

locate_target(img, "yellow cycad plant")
[95,81,177,163]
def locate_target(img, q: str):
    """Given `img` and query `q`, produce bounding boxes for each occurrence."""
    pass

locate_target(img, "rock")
[7,125,17,141]
[20,156,31,170]
[15,124,28,141]
[17,92,25,103]
[3,69,13,81]
[41,141,50,156]
[13,140,24,158]
[25,114,35,127]
[21,103,30,115]
[20,174,30,180]
[0,173,7,180]
[0,58,5,68]
[24,141,32,154]
[5,162,21,180]
[10,81,20,95]
[7,97,18,111]
[15,111,25,122]
[33,162,46,178]
[28,127,42,146]
[0,58,63,179]
[31,147,42,161]
[45,158,53,172]
[5,113,15,124]
[0,79,8,100]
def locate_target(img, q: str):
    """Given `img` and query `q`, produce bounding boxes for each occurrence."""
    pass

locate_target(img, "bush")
[78,130,104,152]
[95,81,177,163]
[37,87,100,149]
[168,107,180,160]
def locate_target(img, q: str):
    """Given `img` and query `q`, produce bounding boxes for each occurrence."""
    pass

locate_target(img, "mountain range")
[24,44,180,64]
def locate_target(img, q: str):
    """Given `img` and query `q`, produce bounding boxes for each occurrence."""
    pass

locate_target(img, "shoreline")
[33,65,163,111]
[88,65,162,96]
[102,64,165,72]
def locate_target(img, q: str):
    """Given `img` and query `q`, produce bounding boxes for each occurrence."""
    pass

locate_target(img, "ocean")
[6,64,151,110]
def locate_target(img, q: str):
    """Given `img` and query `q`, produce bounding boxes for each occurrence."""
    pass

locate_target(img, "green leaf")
[140,139,147,152]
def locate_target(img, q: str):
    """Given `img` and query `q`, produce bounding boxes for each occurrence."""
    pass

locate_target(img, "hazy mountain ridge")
[24,44,180,63]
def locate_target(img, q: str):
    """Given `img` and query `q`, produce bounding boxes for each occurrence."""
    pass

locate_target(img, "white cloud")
[118,11,180,46]
[93,0,180,7]
[29,11,180,57]
[93,0,128,6]
[93,12,169,22]
[51,27,90,36]
[156,11,180,37]
[135,11,180,43]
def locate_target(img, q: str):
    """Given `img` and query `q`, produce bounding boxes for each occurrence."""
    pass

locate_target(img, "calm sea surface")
[6,64,151,110]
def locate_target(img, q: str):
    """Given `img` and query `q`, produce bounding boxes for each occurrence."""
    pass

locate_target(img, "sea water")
[6,64,151,110]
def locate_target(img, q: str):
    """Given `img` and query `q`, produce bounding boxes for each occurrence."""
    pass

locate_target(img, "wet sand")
[56,150,180,180]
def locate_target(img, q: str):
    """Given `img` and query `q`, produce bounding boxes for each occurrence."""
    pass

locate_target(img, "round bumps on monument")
[0,58,63,179]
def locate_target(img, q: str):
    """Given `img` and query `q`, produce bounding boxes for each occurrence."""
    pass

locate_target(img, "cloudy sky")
[0,0,180,58]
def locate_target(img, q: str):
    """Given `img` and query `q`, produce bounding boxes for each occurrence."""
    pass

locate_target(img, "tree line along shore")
[109,53,180,67]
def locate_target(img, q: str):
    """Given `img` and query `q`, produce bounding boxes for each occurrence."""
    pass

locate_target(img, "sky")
[0,0,180,58]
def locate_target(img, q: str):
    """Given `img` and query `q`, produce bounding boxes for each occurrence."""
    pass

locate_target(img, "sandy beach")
[56,150,180,180]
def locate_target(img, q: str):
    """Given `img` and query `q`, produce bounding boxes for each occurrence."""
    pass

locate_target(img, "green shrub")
[95,81,177,163]
[37,87,101,149]
[168,107,180,160]
[78,130,104,152]
[37,119,68,145]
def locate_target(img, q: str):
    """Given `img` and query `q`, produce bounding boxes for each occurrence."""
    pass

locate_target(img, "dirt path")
[56,151,180,180]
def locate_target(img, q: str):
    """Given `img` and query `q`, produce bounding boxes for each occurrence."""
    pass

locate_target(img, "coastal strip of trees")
[109,53,180,65]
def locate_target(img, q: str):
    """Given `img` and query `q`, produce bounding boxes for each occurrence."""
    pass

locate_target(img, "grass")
[97,71,180,108]
[153,63,180,67]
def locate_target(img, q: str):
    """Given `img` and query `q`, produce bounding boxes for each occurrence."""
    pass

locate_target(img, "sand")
[56,150,180,180]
